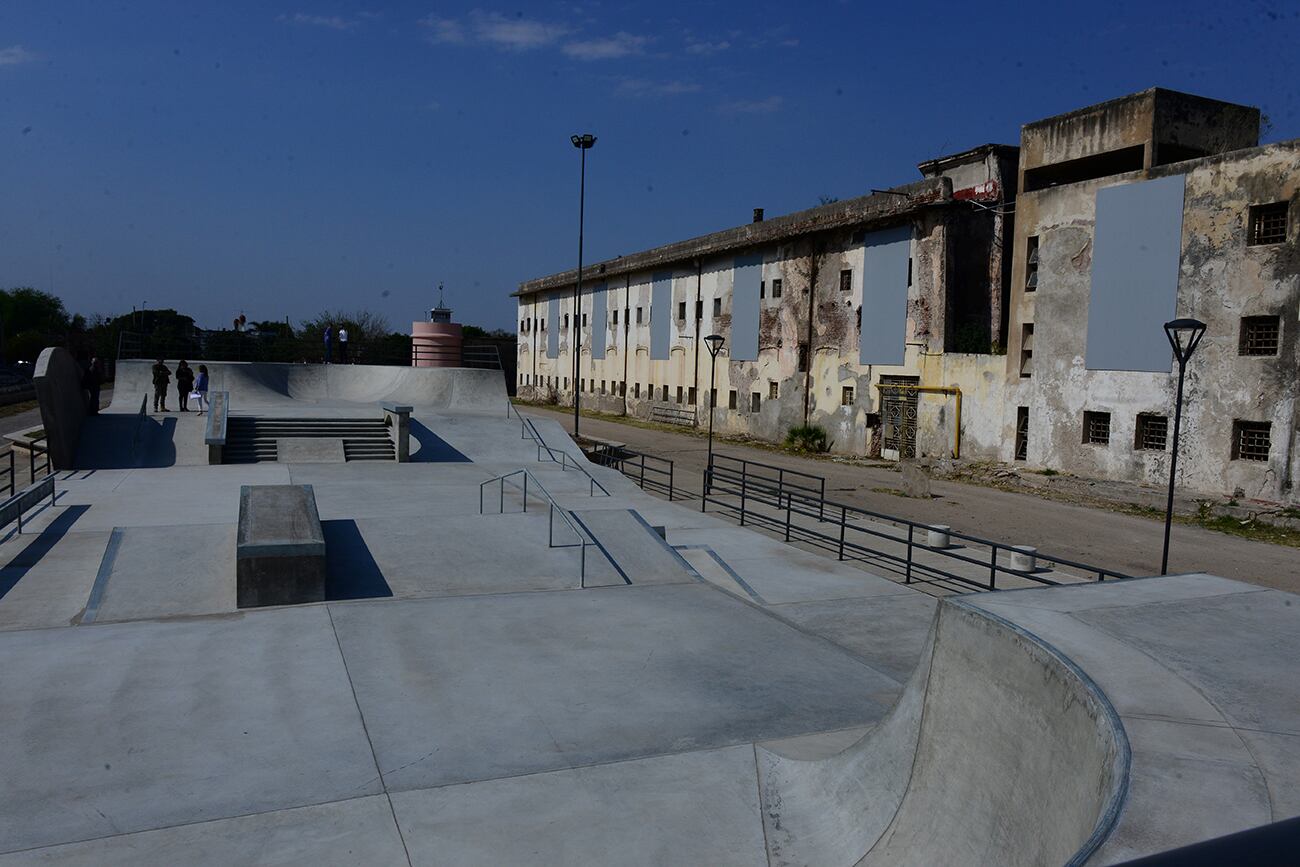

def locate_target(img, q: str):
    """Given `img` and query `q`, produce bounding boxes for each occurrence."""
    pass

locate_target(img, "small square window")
[1083,411,1111,446]
[1239,316,1280,356]
[839,269,852,292]
[768,382,778,400]
[842,386,855,406]
[728,389,738,410]
[713,297,722,317]
[1248,202,1288,246]
[678,301,686,320]
[1135,414,1168,451]
[750,392,761,413]
[1232,420,1271,461]
[772,278,783,298]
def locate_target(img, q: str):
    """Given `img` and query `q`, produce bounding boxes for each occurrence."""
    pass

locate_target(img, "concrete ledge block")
[277,437,346,464]
[237,485,326,608]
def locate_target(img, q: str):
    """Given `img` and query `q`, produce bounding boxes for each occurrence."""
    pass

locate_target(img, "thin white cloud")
[471,11,568,50]
[420,15,465,44]
[720,95,784,115]
[280,13,356,31]
[0,45,37,66]
[617,78,702,97]
[685,39,729,56]
[563,31,648,60]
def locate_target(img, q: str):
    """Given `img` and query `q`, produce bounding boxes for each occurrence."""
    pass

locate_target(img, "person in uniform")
[152,359,172,412]
[175,360,195,412]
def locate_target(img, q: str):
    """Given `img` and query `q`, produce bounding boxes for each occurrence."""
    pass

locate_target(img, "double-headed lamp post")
[703,334,726,502]
[571,133,596,437]
[1161,317,1207,575]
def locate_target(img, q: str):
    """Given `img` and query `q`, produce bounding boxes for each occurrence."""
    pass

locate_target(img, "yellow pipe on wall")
[873,383,963,459]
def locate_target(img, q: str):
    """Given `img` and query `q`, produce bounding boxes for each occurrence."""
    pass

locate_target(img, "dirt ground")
[523,404,1300,594]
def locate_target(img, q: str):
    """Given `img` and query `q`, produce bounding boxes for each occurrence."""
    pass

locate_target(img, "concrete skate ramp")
[757,599,1127,867]
[110,360,505,412]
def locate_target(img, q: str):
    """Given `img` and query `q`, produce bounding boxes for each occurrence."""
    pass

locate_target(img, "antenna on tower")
[437,282,445,308]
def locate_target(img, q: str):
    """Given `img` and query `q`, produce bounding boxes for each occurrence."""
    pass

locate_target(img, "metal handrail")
[478,467,598,586]
[519,416,610,497]
[588,443,675,501]
[702,453,1133,591]
[28,435,51,481]
[0,450,14,497]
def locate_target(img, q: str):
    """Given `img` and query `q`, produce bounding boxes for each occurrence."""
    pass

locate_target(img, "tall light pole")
[571,133,596,437]
[703,334,725,505]
[1161,317,1206,575]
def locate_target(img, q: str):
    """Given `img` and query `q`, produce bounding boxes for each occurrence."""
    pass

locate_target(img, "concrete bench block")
[236,485,326,608]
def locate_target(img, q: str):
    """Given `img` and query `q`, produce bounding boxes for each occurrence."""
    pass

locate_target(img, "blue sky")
[2,1,1297,331]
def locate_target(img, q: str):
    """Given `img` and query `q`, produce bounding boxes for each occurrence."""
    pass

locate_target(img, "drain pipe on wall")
[802,241,822,425]
[622,275,631,415]
[692,259,702,423]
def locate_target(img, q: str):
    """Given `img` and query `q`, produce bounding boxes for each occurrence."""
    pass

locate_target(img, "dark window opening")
[633,383,640,398]
[709,387,717,407]
[582,313,587,327]
[564,314,569,329]
[612,309,618,325]
[839,269,853,292]
[713,297,722,317]
[1135,414,1168,451]
[728,389,738,410]
[676,385,683,404]
[1248,202,1289,246]
[1020,323,1034,378]
[907,258,912,287]
[1239,316,1280,356]
[1154,142,1210,166]
[1015,406,1028,461]
[772,278,783,298]
[750,392,761,413]
[678,301,686,320]
[695,299,702,319]
[842,386,855,406]
[1232,420,1271,461]
[768,381,778,400]
[760,280,765,299]
[688,386,696,405]
[661,385,668,401]
[648,382,654,400]
[798,343,809,372]
[1083,411,1111,446]
[1023,145,1145,192]
[636,307,643,323]
[1025,235,1039,292]
[620,381,626,396]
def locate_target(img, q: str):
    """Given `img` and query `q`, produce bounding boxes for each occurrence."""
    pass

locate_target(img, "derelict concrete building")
[514,88,1299,505]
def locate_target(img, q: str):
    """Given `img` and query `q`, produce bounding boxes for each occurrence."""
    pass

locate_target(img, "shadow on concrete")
[74,415,178,469]
[0,505,90,600]
[323,519,393,600]
[409,419,471,463]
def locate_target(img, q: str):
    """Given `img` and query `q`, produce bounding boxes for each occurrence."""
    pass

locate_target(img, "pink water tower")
[411,283,461,367]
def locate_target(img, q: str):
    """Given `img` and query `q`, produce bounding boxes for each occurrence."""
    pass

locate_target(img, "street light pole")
[571,133,596,437]
[1161,317,1206,576]
[703,334,725,506]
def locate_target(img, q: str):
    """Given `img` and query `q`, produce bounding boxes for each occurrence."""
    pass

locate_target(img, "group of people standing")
[322,325,349,364]
[151,359,209,414]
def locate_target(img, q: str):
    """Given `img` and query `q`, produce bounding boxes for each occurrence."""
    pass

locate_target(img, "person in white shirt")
[338,326,349,363]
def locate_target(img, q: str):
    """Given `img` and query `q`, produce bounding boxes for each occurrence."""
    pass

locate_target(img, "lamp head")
[704,334,725,358]
[1163,318,1206,365]
[571,133,596,149]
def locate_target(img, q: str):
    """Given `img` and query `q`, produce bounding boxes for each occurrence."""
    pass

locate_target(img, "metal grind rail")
[702,453,1134,592]
[516,416,611,498]
[478,467,602,587]
[587,443,676,501]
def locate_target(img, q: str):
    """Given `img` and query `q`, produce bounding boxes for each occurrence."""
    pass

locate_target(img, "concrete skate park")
[1,351,1297,865]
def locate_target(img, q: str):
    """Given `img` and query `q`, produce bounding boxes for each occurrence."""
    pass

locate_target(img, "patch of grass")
[0,399,39,419]
[22,429,44,440]
[1034,468,1059,476]
[871,486,907,497]
[783,424,830,454]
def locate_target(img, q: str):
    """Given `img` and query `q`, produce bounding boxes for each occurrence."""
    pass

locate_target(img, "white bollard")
[927,525,951,548]
[1011,545,1038,572]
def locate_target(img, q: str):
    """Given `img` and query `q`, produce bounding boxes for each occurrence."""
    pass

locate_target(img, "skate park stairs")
[224,417,395,464]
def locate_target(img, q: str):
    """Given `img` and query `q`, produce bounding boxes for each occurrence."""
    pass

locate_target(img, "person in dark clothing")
[152,359,171,412]
[323,326,333,364]
[83,356,105,414]
[195,364,210,415]
[175,360,195,411]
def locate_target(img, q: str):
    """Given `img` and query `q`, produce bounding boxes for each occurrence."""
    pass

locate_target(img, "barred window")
[1248,202,1288,246]
[842,386,855,406]
[768,381,778,400]
[1135,414,1168,451]
[1232,421,1271,461]
[1083,411,1111,445]
[772,278,783,298]
[1239,316,1280,356]
[839,269,853,292]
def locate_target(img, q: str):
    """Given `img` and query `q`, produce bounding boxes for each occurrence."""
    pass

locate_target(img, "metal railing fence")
[478,467,598,586]
[587,443,675,501]
[702,452,1133,592]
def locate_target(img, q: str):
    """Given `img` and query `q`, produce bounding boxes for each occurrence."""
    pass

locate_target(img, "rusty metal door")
[880,376,919,459]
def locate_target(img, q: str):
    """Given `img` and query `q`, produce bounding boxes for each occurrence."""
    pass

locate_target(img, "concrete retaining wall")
[32,347,86,471]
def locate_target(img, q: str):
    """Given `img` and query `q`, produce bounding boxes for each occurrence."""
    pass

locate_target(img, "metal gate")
[880,376,919,459]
